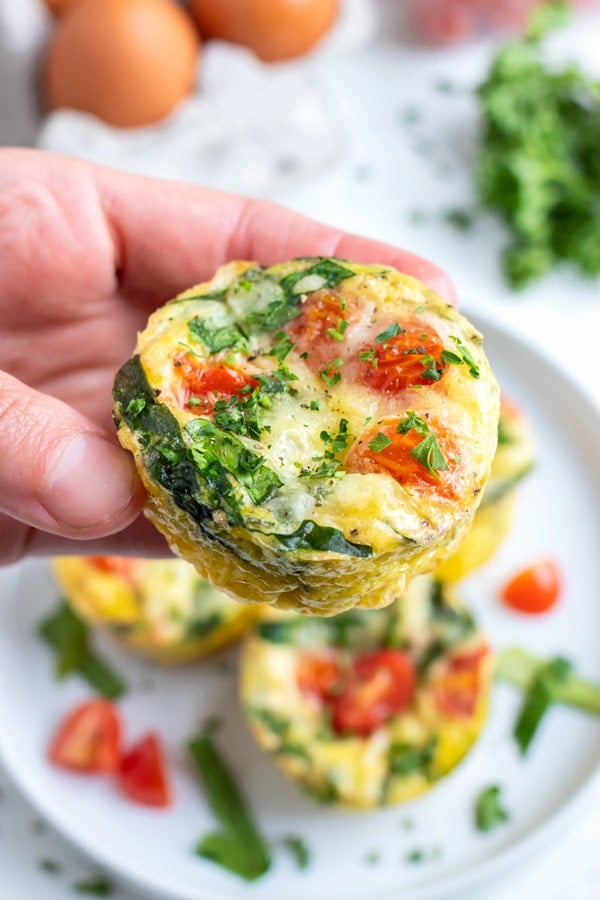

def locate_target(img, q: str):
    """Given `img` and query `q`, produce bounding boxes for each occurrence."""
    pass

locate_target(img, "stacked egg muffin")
[52,392,533,807]
[53,256,534,808]
[239,395,534,807]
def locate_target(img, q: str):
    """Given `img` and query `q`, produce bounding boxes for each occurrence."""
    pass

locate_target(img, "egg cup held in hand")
[435,395,535,582]
[52,556,257,664]
[241,575,492,808]
[113,257,500,615]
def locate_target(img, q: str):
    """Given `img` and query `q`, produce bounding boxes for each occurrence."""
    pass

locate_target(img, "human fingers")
[0,370,144,558]
[96,165,456,305]
[0,512,171,567]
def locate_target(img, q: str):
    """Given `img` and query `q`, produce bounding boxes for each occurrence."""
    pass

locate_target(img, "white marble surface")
[1,3,600,898]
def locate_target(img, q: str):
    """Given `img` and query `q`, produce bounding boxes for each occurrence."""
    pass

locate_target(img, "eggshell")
[44,0,200,127]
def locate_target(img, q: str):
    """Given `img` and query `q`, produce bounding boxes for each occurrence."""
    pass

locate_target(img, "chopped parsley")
[279,258,355,296]
[38,858,62,874]
[281,835,311,870]
[367,432,392,454]
[300,459,341,479]
[475,1,600,289]
[310,399,321,411]
[420,353,442,381]
[301,419,352,478]
[212,365,297,440]
[188,731,271,881]
[440,336,480,379]
[73,875,114,896]
[188,316,248,354]
[244,259,353,332]
[359,348,377,366]
[124,397,146,417]
[397,412,449,478]
[185,419,282,521]
[326,319,349,342]
[475,785,510,832]
[246,296,301,331]
[375,323,404,343]
[444,208,474,231]
[388,739,436,777]
[304,779,339,805]
[410,434,449,476]
[39,602,126,700]
[320,419,352,456]
[248,707,290,737]
[319,357,344,387]
[268,331,296,361]
[405,846,443,864]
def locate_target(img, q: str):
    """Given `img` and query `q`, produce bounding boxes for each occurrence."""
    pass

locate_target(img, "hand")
[0,148,455,565]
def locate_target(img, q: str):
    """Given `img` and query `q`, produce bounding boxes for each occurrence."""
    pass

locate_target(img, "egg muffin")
[241,575,492,808]
[51,556,257,664]
[436,395,535,582]
[113,257,500,615]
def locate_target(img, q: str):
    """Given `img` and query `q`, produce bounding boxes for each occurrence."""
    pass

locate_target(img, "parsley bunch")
[476,1,600,290]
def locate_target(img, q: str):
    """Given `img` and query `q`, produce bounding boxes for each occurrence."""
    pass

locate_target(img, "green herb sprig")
[188,731,271,881]
[319,357,344,387]
[496,647,600,754]
[441,336,480,379]
[397,412,449,478]
[39,603,126,700]
[474,785,510,832]
[188,316,248,354]
[282,835,311,870]
[476,1,600,289]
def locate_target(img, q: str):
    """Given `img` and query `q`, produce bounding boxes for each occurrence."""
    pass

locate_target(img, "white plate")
[1,308,600,900]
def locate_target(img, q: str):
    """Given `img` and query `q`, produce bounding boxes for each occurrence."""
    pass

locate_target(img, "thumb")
[0,371,144,538]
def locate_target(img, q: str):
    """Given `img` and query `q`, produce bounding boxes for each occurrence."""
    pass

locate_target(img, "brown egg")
[188,0,339,63]
[44,0,201,128]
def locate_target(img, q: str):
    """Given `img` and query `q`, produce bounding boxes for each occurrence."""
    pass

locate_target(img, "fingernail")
[45,433,140,531]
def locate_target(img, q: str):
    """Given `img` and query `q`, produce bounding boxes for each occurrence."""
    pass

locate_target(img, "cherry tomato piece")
[297,654,342,701]
[332,649,416,737]
[286,292,346,349]
[88,556,137,579]
[345,420,457,499]
[175,352,257,414]
[501,558,562,615]
[432,644,489,719]
[118,733,172,808]
[48,700,122,773]
[357,323,446,393]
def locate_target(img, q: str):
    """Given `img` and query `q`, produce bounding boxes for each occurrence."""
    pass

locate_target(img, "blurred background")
[3,0,600,313]
[1,1,600,899]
